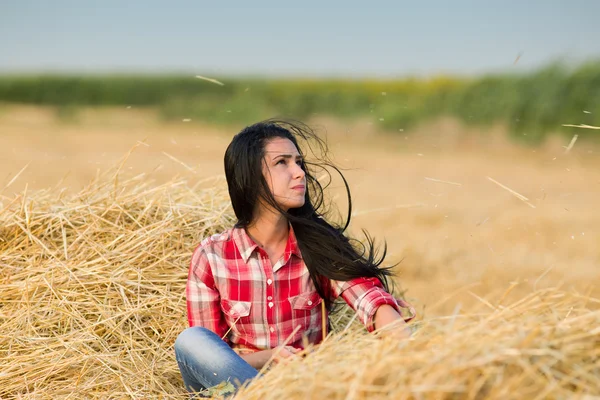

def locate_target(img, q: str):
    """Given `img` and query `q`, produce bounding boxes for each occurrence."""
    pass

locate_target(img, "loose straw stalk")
[486,176,536,208]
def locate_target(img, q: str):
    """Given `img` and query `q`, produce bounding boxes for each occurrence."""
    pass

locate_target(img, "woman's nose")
[293,164,305,179]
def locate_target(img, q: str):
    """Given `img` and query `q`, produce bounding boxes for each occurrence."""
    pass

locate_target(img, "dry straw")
[1,163,599,399]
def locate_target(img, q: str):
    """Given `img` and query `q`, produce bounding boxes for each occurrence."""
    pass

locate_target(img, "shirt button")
[269,327,275,333]
[267,296,272,301]
[307,300,313,305]
[268,302,274,308]
[267,279,273,285]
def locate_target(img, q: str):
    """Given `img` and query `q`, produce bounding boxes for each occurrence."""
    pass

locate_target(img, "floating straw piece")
[2,162,30,192]
[161,152,196,173]
[424,177,462,186]
[322,299,328,340]
[195,75,225,86]
[564,134,579,153]
[562,124,600,130]
[486,176,536,209]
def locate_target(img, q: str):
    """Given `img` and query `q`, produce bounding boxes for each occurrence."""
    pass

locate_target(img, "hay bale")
[0,170,233,398]
[1,169,598,399]
[239,289,600,399]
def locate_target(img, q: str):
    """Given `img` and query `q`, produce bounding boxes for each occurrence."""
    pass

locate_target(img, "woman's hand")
[373,304,412,339]
[271,345,300,364]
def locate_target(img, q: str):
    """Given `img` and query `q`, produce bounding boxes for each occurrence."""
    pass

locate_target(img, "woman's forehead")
[264,137,300,155]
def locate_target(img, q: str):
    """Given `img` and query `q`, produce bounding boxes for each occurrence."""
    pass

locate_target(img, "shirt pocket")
[288,292,324,341]
[288,291,322,311]
[221,299,252,320]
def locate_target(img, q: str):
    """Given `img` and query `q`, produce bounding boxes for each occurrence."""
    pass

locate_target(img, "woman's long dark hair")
[224,119,395,310]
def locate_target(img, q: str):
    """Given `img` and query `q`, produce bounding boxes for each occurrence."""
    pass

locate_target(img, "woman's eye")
[277,159,286,165]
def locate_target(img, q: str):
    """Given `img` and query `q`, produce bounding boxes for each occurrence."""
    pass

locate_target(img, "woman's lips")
[292,185,305,191]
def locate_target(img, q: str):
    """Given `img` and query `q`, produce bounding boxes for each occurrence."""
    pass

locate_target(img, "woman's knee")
[174,326,217,355]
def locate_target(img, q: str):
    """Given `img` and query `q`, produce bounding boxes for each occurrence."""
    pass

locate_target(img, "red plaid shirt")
[186,223,414,352]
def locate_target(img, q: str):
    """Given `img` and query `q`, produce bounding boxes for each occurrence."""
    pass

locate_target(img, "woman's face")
[260,137,306,212]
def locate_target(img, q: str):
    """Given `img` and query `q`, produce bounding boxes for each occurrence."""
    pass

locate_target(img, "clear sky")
[2,0,599,77]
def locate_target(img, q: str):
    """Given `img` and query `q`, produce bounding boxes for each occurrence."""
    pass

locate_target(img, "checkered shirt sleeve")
[331,276,412,332]
[186,244,229,343]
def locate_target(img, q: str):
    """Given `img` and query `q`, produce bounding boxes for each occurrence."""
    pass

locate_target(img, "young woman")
[174,120,415,394]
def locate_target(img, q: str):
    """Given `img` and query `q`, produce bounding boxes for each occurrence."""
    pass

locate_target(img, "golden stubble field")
[2,105,599,315]
[2,105,600,398]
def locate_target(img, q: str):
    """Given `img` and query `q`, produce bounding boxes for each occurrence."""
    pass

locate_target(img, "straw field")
[1,107,599,399]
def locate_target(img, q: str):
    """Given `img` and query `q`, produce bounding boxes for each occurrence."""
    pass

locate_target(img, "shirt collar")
[233,223,303,264]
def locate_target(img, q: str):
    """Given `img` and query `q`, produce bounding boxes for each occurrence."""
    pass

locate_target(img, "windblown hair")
[224,119,395,310]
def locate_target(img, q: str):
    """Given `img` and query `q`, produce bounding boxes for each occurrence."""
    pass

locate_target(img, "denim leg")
[174,327,259,393]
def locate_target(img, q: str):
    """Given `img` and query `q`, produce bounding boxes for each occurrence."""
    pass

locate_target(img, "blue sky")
[2,0,599,77]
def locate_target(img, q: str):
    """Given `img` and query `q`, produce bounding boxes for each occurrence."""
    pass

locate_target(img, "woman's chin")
[284,201,305,211]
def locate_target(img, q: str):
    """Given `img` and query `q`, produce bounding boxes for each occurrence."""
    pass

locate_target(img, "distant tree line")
[0,62,598,142]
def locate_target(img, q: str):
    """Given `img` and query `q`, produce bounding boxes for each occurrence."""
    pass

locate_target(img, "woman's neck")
[245,210,289,251]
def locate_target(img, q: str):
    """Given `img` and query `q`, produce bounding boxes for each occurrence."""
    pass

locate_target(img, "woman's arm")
[330,277,415,335]
[373,304,411,338]
[240,347,298,369]
[239,350,274,369]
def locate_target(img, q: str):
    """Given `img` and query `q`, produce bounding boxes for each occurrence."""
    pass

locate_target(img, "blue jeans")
[174,327,259,394]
